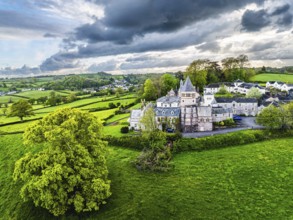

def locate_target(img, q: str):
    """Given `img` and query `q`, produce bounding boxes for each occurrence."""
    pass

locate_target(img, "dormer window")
[171,111,174,115]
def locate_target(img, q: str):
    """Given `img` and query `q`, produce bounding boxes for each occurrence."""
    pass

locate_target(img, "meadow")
[0,134,292,219]
[250,73,293,83]
[0,91,137,136]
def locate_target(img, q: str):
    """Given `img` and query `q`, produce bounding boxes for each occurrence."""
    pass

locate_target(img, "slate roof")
[205,82,235,88]
[130,109,142,119]
[155,107,180,117]
[181,76,195,92]
[212,107,232,114]
[157,96,180,103]
[234,79,244,83]
[268,81,275,84]
[276,81,285,85]
[215,97,258,103]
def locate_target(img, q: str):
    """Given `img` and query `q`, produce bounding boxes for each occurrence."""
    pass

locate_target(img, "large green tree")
[246,88,262,99]
[185,59,209,92]
[160,74,177,96]
[140,107,157,132]
[143,79,157,101]
[13,108,111,216]
[256,105,291,130]
[8,99,34,121]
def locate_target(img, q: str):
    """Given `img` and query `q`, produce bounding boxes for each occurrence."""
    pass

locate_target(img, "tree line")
[141,54,256,100]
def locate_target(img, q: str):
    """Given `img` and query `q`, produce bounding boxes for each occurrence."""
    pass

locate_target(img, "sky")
[0,0,292,77]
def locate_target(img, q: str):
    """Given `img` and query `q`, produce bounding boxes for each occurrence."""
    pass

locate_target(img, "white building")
[215,97,258,116]
[129,78,260,132]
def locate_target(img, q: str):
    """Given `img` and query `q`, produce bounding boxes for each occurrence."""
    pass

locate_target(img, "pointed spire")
[181,76,195,92]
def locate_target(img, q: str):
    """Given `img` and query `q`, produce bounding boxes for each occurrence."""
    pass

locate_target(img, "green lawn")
[0,95,27,103]
[0,135,292,219]
[16,90,68,99]
[79,98,136,110]
[250,73,293,83]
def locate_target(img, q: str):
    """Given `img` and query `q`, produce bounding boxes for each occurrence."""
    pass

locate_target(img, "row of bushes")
[105,129,293,153]
[213,118,236,127]
[172,130,293,153]
[103,133,182,150]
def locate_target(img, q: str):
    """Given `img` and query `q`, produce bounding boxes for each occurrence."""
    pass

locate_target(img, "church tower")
[179,77,200,132]
[179,76,200,106]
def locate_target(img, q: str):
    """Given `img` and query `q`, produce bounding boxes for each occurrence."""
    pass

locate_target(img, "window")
[171,111,174,115]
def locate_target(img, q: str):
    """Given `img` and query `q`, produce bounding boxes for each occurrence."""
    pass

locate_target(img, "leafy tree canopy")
[143,79,157,101]
[13,108,111,216]
[7,99,34,121]
[246,87,262,99]
[256,105,292,130]
[160,74,177,96]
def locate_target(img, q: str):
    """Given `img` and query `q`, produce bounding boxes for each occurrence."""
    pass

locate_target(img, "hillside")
[0,134,292,219]
[250,73,293,83]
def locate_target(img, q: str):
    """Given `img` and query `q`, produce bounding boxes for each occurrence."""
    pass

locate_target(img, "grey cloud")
[277,13,293,26]
[196,42,221,52]
[88,60,117,72]
[0,65,41,76]
[271,4,290,16]
[40,53,79,71]
[44,33,60,38]
[120,56,188,70]
[0,10,60,32]
[249,41,278,52]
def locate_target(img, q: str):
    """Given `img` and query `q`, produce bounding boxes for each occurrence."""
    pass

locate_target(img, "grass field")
[0,95,27,103]
[79,98,136,110]
[15,90,69,99]
[0,135,292,219]
[250,73,293,83]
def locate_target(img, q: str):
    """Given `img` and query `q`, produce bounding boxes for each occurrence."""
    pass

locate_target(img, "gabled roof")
[157,96,180,103]
[215,97,258,103]
[181,76,195,92]
[130,109,142,119]
[205,82,235,88]
[155,107,180,117]
[212,107,232,114]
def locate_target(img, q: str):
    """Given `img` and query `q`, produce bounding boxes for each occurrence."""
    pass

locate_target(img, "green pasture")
[16,90,68,99]
[0,135,292,219]
[250,73,293,83]
[80,98,136,110]
[0,95,27,103]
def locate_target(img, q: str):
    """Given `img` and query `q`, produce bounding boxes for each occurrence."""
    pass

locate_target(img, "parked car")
[166,128,174,133]
[233,115,242,121]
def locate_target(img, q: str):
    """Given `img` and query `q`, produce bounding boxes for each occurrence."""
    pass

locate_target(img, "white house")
[215,97,258,116]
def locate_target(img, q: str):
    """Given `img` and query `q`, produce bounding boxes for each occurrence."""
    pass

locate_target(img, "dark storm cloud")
[74,0,265,44]
[241,3,293,31]
[241,9,270,31]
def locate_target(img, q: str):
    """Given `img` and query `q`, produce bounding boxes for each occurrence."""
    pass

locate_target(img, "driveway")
[182,117,264,138]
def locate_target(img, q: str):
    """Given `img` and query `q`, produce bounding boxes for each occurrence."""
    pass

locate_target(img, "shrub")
[172,130,271,153]
[120,126,129,133]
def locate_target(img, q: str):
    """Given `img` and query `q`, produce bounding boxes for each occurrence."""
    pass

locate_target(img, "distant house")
[204,80,265,95]
[204,82,235,94]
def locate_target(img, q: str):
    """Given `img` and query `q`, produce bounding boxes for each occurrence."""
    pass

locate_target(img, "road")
[183,117,264,138]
